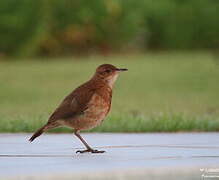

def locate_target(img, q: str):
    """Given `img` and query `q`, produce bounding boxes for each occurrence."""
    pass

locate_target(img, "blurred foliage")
[144,0,219,49]
[0,0,219,57]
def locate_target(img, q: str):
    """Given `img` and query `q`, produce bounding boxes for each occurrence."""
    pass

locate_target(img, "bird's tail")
[29,125,47,142]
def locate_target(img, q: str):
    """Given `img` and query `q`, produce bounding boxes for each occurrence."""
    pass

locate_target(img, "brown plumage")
[29,64,127,153]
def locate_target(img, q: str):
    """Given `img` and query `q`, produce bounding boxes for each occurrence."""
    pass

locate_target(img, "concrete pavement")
[0,133,219,179]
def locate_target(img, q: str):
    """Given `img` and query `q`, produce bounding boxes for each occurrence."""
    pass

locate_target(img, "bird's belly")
[67,94,110,130]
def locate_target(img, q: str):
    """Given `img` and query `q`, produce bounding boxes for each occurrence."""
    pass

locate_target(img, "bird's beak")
[116,68,128,72]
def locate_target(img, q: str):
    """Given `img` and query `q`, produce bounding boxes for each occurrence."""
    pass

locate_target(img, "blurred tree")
[39,0,144,56]
[0,0,52,57]
[0,0,219,57]
[144,0,219,49]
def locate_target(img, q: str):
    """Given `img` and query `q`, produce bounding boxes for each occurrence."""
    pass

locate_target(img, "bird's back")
[48,79,112,127]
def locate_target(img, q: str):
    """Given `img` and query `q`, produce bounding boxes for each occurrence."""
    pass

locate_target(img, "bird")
[29,64,128,153]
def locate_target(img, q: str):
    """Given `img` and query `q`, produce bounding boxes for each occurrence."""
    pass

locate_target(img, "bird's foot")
[76,149,105,154]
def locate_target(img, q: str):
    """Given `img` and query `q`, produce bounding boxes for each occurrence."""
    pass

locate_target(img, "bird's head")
[93,64,128,88]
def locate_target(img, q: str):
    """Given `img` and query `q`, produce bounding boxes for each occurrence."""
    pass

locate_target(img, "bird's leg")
[74,130,105,153]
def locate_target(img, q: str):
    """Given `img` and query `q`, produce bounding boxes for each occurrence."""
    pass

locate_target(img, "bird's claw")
[76,149,105,154]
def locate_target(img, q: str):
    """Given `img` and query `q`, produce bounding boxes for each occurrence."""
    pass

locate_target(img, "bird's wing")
[48,83,96,123]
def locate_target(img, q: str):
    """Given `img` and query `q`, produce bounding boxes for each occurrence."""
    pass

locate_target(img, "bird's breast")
[84,92,111,120]
[73,92,111,130]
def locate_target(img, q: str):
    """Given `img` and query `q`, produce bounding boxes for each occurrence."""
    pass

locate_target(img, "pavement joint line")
[0,155,74,157]
[92,144,219,149]
[0,154,219,160]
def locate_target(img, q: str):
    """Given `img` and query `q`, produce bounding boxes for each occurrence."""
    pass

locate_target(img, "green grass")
[1,52,219,132]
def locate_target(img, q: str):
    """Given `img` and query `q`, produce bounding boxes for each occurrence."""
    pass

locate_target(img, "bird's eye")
[105,69,111,73]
